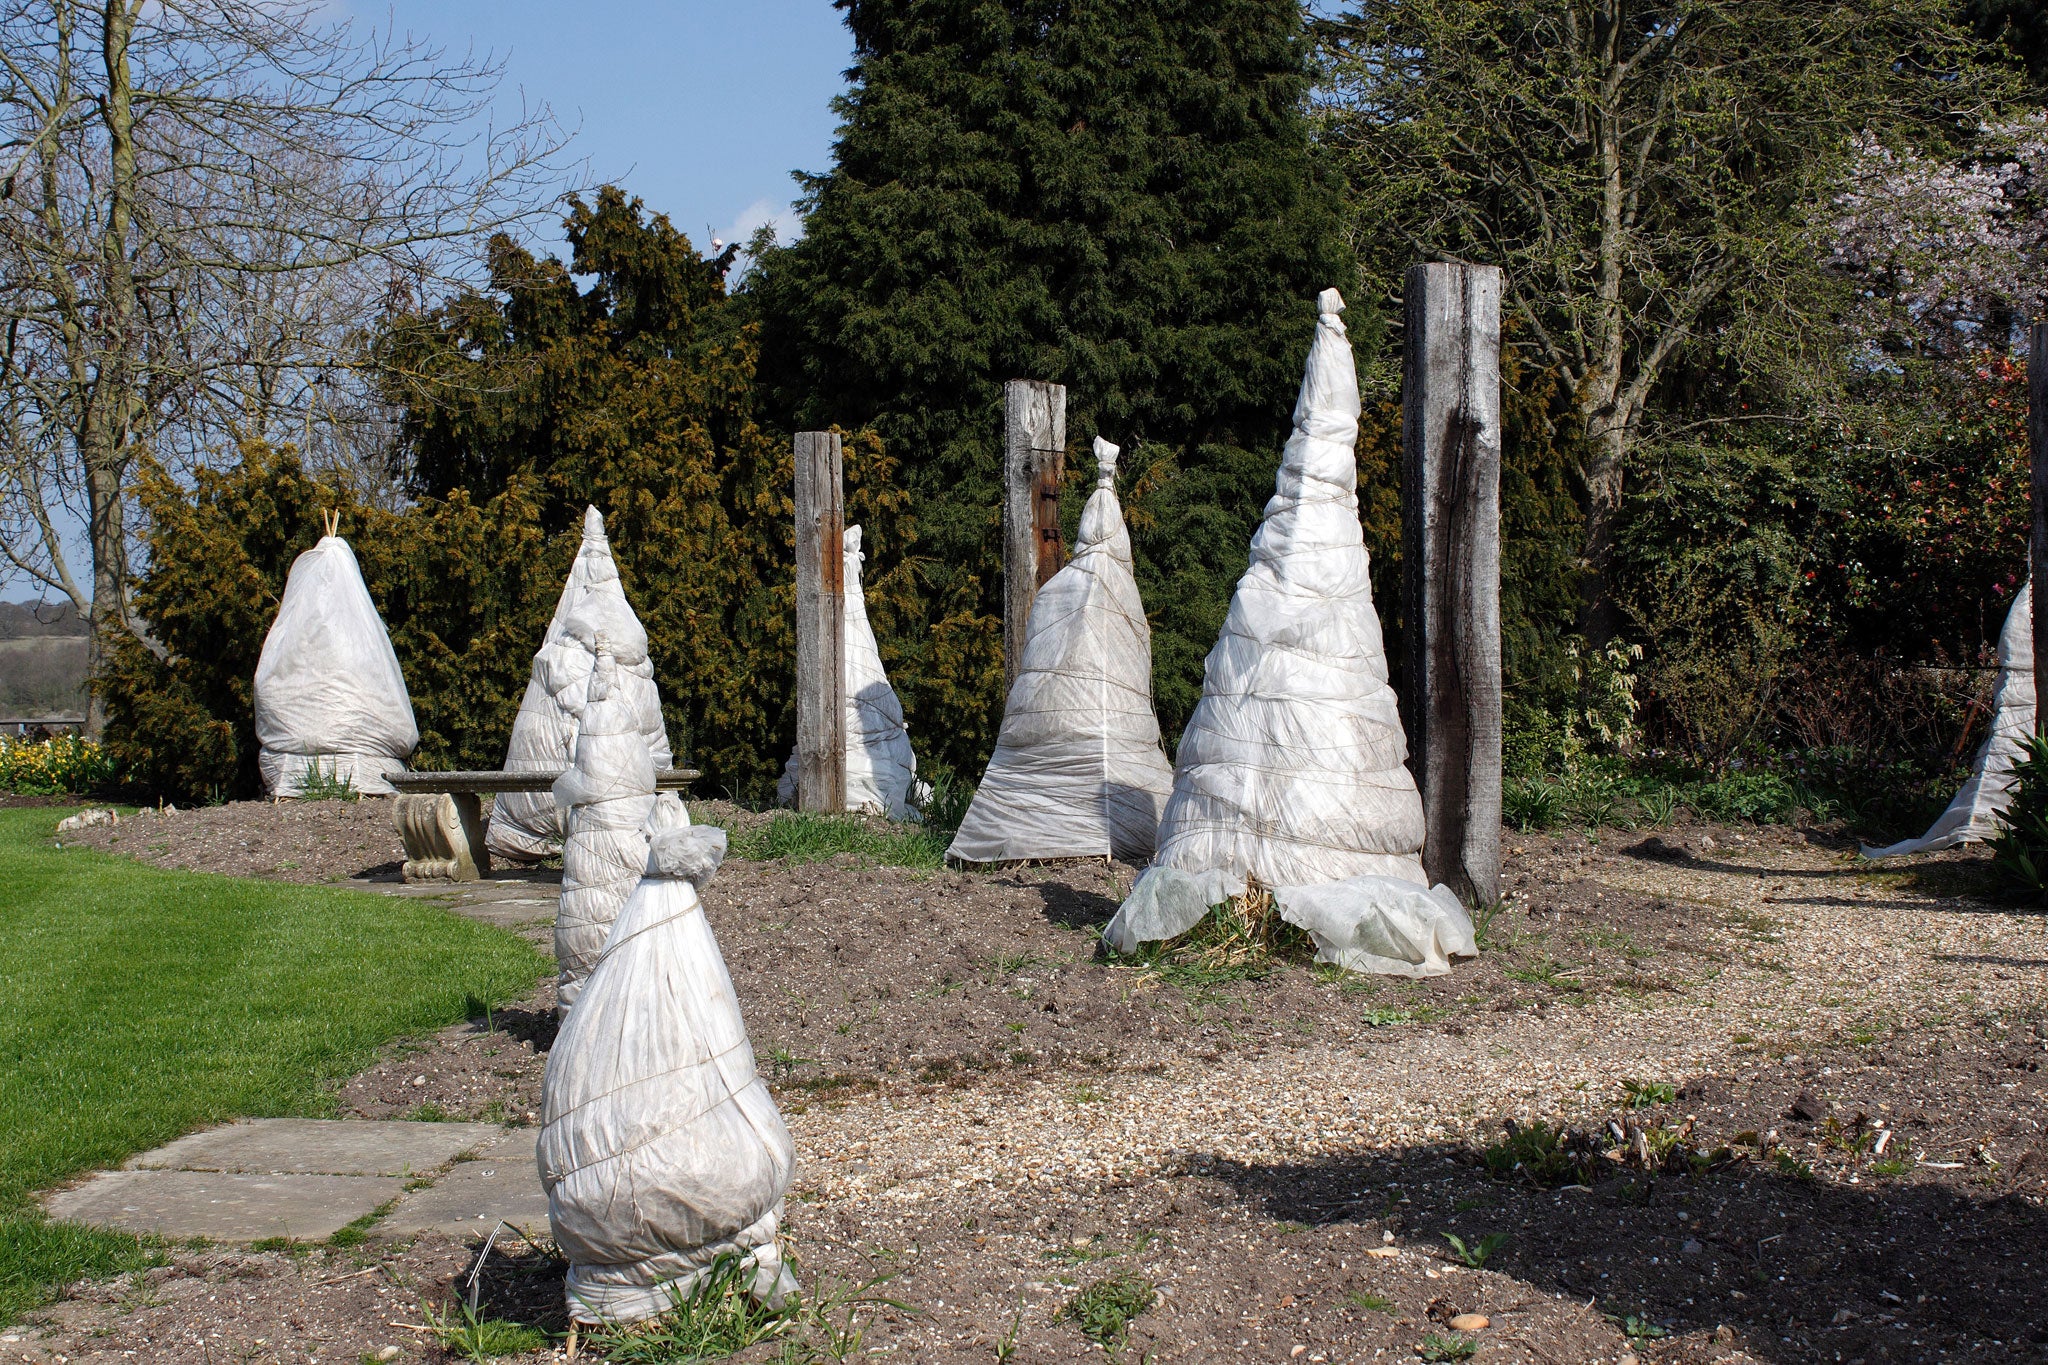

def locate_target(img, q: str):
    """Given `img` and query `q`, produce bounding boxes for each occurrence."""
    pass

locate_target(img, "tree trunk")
[1579,11,1631,650]
[82,0,139,737]
[83,458,129,735]
[1577,410,1629,646]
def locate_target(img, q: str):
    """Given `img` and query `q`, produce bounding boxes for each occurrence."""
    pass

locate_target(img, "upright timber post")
[2031,323,2048,723]
[794,430,846,813]
[1003,380,1068,696]
[1400,262,1504,907]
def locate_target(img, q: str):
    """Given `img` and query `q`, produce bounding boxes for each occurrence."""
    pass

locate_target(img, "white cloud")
[714,197,803,254]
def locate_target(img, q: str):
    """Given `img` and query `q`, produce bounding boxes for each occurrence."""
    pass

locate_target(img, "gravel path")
[788,835,2041,1206]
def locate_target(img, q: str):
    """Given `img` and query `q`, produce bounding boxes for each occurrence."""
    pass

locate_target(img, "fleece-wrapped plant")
[1864,579,2037,859]
[489,507,683,862]
[948,438,1175,863]
[777,524,926,820]
[1102,289,1476,978]
[538,820,798,1324]
[252,529,417,796]
[551,637,667,1016]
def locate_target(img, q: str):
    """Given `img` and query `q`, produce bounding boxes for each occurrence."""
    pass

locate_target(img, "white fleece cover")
[552,642,658,1016]
[776,525,926,820]
[1863,579,2037,859]
[489,507,681,861]
[948,438,1176,864]
[539,823,798,1324]
[1100,289,1475,978]
[254,535,418,797]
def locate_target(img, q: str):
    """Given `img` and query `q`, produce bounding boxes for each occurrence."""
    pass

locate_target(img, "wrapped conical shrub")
[1864,579,2037,858]
[948,438,1175,863]
[539,821,798,1324]
[489,507,683,862]
[776,524,925,820]
[1102,289,1475,978]
[552,638,659,1016]
[253,531,417,797]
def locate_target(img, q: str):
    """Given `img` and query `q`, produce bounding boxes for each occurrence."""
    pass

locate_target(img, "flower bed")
[0,735,115,794]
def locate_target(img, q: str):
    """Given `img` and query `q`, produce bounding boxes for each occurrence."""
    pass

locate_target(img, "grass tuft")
[294,760,359,802]
[587,1251,904,1363]
[1441,1231,1509,1268]
[0,1217,166,1325]
[714,812,949,869]
[427,1300,550,1361]
[1418,1330,1478,1361]
[1063,1273,1155,1349]
[1112,882,1314,985]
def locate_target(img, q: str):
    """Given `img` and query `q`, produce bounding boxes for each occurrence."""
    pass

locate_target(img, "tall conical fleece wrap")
[1101,289,1477,978]
[539,822,798,1324]
[1864,579,2037,859]
[489,507,684,862]
[948,437,1176,863]
[253,535,418,796]
[775,525,926,820]
[552,638,661,1016]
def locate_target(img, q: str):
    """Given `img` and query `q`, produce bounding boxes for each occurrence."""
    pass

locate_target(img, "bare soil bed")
[21,801,2048,1364]
[63,795,408,882]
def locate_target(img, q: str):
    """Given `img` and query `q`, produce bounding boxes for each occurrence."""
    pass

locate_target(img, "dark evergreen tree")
[747,0,1355,772]
[1966,0,2048,83]
[380,191,921,799]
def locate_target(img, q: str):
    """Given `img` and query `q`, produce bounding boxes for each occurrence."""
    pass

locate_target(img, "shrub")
[0,736,115,795]
[1503,777,1563,831]
[1991,731,2048,903]
[1682,772,1798,824]
[107,195,926,809]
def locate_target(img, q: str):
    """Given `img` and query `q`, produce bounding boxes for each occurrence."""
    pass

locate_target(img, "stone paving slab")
[443,896,557,929]
[380,1130,548,1239]
[350,874,559,926]
[123,1118,501,1176]
[47,1170,405,1242]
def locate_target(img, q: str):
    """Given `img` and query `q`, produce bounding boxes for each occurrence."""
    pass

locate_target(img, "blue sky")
[6,3,856,603]
[379,0,856,255]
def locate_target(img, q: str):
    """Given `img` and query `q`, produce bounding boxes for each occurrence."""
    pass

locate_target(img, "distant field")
[0,637,87,718]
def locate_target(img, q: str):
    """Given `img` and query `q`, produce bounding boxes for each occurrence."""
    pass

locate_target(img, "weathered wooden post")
[2030,322,2048,724]
[794,431,846,813]
[1400,262,1504,907]
[1003,380,1068,696]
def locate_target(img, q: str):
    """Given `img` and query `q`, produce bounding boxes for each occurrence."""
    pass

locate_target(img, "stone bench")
[388,768,700,883]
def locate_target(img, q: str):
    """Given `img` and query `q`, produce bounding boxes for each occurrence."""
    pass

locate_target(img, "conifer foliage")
[100,445,564,803]
[384,188,913,800]
[103,192,912,805]
[748,0,1354,769]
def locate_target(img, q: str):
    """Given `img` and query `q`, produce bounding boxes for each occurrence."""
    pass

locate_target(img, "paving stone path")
[40,861,563,1247]
[44,1119,550,1244]
[351,869,561,932]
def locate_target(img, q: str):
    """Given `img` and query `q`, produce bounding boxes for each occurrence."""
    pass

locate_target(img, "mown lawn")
[0,805,548,1322]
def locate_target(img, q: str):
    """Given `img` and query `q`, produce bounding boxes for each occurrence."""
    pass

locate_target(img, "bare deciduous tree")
[0,0,567,729]
[1317,0,1991,641]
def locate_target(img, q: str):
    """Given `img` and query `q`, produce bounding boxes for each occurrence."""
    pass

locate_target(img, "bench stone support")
[394,792,491,883]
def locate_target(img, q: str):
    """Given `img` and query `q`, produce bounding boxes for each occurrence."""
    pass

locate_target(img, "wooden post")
[2031,322,2048,725]
[1400,262,1504,908]
[794,431,846,813]
[1003,380,1067,695]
